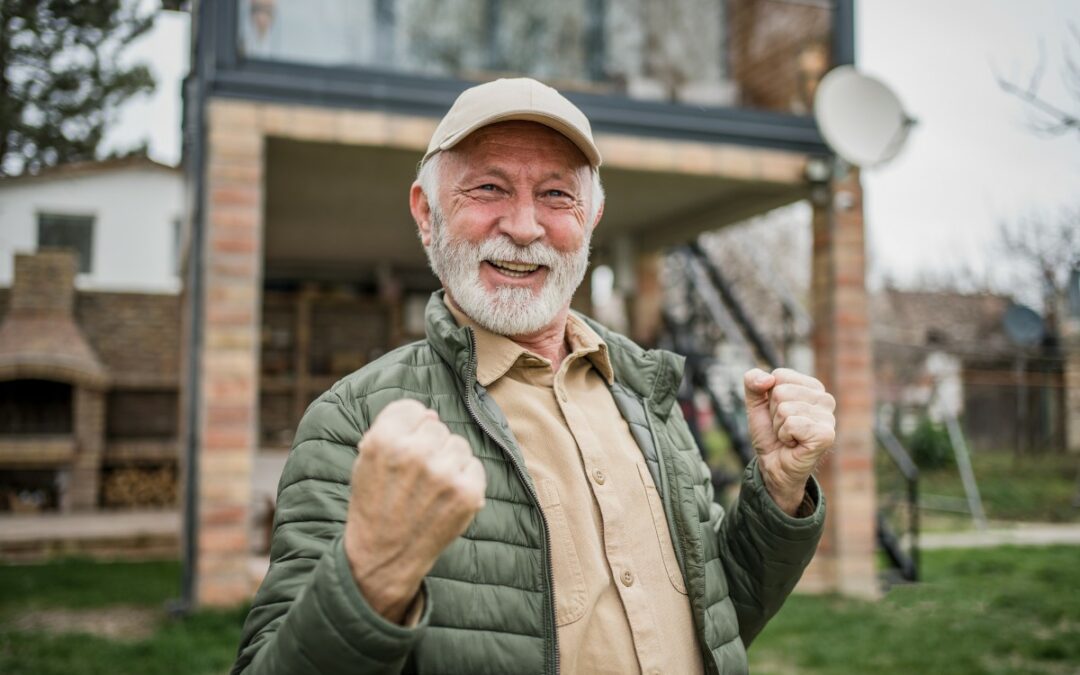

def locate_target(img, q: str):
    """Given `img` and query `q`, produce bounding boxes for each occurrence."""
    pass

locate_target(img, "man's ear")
[410,182,433,246]
[591,198,605,231]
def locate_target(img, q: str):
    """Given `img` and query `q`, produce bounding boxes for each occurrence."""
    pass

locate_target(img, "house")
[872,289,1067,454]
[0,158,184,515]
[0,157,183,293]
[182,0,876,605]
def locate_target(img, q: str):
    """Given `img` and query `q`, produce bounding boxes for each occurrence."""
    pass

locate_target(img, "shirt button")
[593,469,606,485]
[621,569,634,587]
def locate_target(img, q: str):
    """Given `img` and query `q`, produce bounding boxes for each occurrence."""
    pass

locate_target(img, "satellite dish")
[814,66,915,168]
[1002,303,1045,347]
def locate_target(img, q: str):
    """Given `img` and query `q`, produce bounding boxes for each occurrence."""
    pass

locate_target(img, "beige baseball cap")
[423,77,602,167]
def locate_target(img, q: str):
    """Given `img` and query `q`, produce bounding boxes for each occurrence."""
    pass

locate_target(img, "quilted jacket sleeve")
[231,392,431,675]
[713,457,825,647]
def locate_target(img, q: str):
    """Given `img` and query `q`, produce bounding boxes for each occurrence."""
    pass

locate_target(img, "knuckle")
[771,367,794,381]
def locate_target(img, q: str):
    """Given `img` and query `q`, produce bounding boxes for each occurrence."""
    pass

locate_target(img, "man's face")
[417,122,599,337]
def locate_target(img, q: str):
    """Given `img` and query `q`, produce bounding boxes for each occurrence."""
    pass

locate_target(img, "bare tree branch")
[996,24,1080,138]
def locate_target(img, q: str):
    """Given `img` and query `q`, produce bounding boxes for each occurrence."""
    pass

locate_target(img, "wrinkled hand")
[743,368,836,516]
[344,399,487,623]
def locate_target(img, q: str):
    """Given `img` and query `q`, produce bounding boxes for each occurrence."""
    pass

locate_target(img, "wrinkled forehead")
[447,121,592,177]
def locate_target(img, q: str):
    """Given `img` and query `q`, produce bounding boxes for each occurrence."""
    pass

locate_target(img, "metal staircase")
[658,240,920,583]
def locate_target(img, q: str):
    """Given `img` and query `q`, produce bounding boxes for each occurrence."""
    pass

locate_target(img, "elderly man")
[233,78,834,675]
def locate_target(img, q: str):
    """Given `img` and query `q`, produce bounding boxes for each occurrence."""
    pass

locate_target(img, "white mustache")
[473,236,562,268]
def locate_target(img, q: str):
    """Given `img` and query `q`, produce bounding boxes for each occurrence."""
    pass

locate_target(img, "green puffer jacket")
[232,291,824,675]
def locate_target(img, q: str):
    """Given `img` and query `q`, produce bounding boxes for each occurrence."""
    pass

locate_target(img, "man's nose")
[497,199,544,246]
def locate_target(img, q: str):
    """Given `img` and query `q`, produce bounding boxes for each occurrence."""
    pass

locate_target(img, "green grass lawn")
[2,545,1079,674]
[0,559,246,675]
[750,545,1080,674]
[878,449,1080,528]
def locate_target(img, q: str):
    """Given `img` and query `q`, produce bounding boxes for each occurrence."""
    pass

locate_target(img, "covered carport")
[185,96,875,606]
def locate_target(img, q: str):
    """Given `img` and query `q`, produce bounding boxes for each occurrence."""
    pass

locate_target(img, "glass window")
[37,213,95,274]
[234,0,835,114]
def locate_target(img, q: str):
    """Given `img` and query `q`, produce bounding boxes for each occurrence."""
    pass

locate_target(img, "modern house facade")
[182,0,877,606]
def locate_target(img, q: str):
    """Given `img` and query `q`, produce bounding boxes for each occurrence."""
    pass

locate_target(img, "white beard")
[425,209,592,336]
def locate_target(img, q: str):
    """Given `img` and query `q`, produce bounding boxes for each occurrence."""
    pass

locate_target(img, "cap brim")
[426,110,602,168]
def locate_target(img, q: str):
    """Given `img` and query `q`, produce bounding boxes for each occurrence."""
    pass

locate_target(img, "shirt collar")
[443,295,615,387]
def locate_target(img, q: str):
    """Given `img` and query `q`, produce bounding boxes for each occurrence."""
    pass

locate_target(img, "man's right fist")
[343,399,487,624]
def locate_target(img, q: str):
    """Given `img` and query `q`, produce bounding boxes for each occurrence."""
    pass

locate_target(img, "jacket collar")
[442,294,614,387]
[424,290,684,417]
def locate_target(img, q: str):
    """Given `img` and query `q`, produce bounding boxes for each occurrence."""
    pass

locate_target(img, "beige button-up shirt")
[448,299,704,674]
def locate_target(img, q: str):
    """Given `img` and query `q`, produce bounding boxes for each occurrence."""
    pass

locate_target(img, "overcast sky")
[102,2,1080,295]
[857,0,1080,291]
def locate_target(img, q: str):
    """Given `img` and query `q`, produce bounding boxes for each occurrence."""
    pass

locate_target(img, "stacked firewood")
[102,466,177,508]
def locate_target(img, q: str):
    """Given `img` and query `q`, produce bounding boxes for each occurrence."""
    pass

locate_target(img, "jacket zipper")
[461,328,560,675]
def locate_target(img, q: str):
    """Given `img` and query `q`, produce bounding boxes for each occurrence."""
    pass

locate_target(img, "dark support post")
[831,0,856,67]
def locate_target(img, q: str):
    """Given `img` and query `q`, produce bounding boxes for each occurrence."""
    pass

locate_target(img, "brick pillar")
[194,100,265,606]
[803,170,879,598]
[630,252,665,348]
[68,387,105,510]
[1065,313,1080,453]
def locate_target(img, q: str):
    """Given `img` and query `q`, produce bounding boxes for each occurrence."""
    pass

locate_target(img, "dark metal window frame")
[201,0,855,155]
[36,211,95,274]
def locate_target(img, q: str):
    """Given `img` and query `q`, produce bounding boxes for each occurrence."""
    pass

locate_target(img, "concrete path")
[0,509,179,544]
[0,509,180,561]
[918,522,1080,550]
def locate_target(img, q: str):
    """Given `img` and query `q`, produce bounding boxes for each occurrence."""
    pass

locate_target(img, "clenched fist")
[743,367,836,516]
[344,399,487,623]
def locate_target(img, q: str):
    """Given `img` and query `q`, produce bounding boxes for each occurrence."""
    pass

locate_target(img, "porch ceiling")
[263,138,807,281]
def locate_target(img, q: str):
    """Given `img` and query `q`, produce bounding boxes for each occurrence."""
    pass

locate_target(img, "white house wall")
[0,167,183,294]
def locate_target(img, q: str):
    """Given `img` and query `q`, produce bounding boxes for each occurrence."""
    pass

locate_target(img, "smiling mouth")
[486,259,542,278]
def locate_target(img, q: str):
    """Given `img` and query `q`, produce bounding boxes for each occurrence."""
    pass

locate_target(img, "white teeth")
[489,260,539,273]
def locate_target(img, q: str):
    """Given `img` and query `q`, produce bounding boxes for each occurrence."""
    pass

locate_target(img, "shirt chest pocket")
[535,479,588,626]
[637,463,688,595]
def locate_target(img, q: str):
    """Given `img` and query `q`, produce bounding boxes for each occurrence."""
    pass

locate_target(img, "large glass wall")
[236,0,833,114]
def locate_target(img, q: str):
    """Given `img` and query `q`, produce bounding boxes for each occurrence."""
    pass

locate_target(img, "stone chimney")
[0,250,107,387]
[10,249,78,315]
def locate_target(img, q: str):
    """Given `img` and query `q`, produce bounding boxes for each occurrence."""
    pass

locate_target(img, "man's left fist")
[743,367,836,516]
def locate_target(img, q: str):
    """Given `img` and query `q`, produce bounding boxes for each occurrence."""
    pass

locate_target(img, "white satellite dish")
[814,65,914,168]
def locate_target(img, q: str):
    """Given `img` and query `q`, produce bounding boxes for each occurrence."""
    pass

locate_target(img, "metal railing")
[663,240,921,583]
[875,424,919,582]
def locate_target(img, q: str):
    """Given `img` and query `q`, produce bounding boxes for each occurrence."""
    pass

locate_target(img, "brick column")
[630,252,664,348]
[195,100,265,606]
[1065,314,1080,453]
[68,387,105,510]
[803,169,879,598]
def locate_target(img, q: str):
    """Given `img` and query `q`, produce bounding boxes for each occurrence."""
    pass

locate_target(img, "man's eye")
[477,184,499,192]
